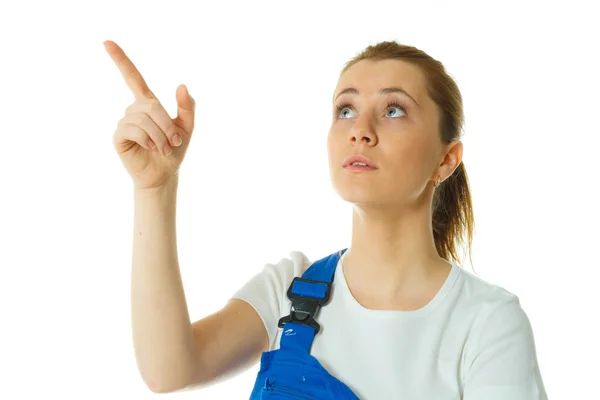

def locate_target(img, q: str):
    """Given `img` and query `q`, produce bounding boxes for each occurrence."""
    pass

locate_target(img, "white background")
[1,0,598,398]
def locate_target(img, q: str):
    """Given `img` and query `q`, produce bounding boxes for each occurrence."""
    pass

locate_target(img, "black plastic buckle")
[277,277,332,335]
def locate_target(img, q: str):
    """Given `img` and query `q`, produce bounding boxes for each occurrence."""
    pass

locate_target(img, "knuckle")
[167,123,179,137]
[125,102,136,114]
[112,129,122,146]
[115,120,129,136]
[147,99,161,113]
[134,114,146,127]
[116,118,130,132]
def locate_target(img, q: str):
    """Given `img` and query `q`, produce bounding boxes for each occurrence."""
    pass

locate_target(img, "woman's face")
[327,59,455,207]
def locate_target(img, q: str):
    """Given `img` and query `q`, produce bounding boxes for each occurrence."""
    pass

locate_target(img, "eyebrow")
[333,87,420,108]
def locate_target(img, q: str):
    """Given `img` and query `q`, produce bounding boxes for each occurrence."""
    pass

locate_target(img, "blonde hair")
[340,41,475,272]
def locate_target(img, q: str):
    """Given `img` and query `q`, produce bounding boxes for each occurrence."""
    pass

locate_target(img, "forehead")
[335,59,426,103]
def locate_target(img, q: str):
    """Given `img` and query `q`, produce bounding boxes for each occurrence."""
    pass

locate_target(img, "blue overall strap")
[277,248,348,353]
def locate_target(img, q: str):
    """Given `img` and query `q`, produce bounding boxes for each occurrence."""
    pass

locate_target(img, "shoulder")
[275,250,313,276]
[456,265,523,315]
[455,267,537,367]
[231,250,312,303]
[456,269,547,397]
[448,265,535,353]
[257,250,312,287]
[228,250,312,349]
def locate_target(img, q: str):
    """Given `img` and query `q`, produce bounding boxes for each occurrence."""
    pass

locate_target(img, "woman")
[106,39,547,399]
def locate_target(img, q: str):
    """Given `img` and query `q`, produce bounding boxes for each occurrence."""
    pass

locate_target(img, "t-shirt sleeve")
[463,296,548,400]
[228,251,310,350]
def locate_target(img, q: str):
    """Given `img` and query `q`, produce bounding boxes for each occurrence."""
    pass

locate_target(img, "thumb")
[175,84,195,134]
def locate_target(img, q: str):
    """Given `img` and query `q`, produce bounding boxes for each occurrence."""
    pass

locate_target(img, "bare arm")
[105,40,268,394]
[131,179,268,393]
[131,178,195,392]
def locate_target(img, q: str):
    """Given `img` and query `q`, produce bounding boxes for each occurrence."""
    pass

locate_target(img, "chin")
[330,167,393,202]
[333,182,383,205]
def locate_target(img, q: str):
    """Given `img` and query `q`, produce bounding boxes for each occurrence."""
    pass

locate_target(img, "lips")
[342,154,377,168]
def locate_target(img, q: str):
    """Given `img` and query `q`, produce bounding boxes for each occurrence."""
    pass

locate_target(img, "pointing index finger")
[104,40,155,100]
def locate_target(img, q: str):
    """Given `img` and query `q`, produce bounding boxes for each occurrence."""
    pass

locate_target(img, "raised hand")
[105,40,196,190]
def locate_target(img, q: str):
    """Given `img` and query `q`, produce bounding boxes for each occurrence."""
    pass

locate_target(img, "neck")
[343,199,448,299]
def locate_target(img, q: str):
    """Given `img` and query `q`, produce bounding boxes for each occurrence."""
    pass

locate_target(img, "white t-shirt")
[230,250,548,399]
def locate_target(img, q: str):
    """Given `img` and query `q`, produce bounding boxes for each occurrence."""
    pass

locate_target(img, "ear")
[443,140,463,177]
[433,140,463,183]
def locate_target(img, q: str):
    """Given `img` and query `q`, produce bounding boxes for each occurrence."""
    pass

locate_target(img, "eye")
[385,102,406,118]
[335,101,407,119]
[335,103,355,119]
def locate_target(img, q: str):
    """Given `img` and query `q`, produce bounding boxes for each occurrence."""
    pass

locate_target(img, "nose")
[349,132,374,144]
[348,120,377,146]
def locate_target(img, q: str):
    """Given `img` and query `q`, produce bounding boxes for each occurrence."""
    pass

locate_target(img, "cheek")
[326,131,339,165]
[388,136,427,166]
[326,135,332,165]
[384,139,432,186]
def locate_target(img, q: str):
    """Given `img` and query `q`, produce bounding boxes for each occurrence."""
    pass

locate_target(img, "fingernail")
[172,134,182,146]
[164,145,172,155]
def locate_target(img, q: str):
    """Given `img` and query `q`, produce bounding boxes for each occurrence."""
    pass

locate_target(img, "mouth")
[342,154,378,170]
[343,163,378,172]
